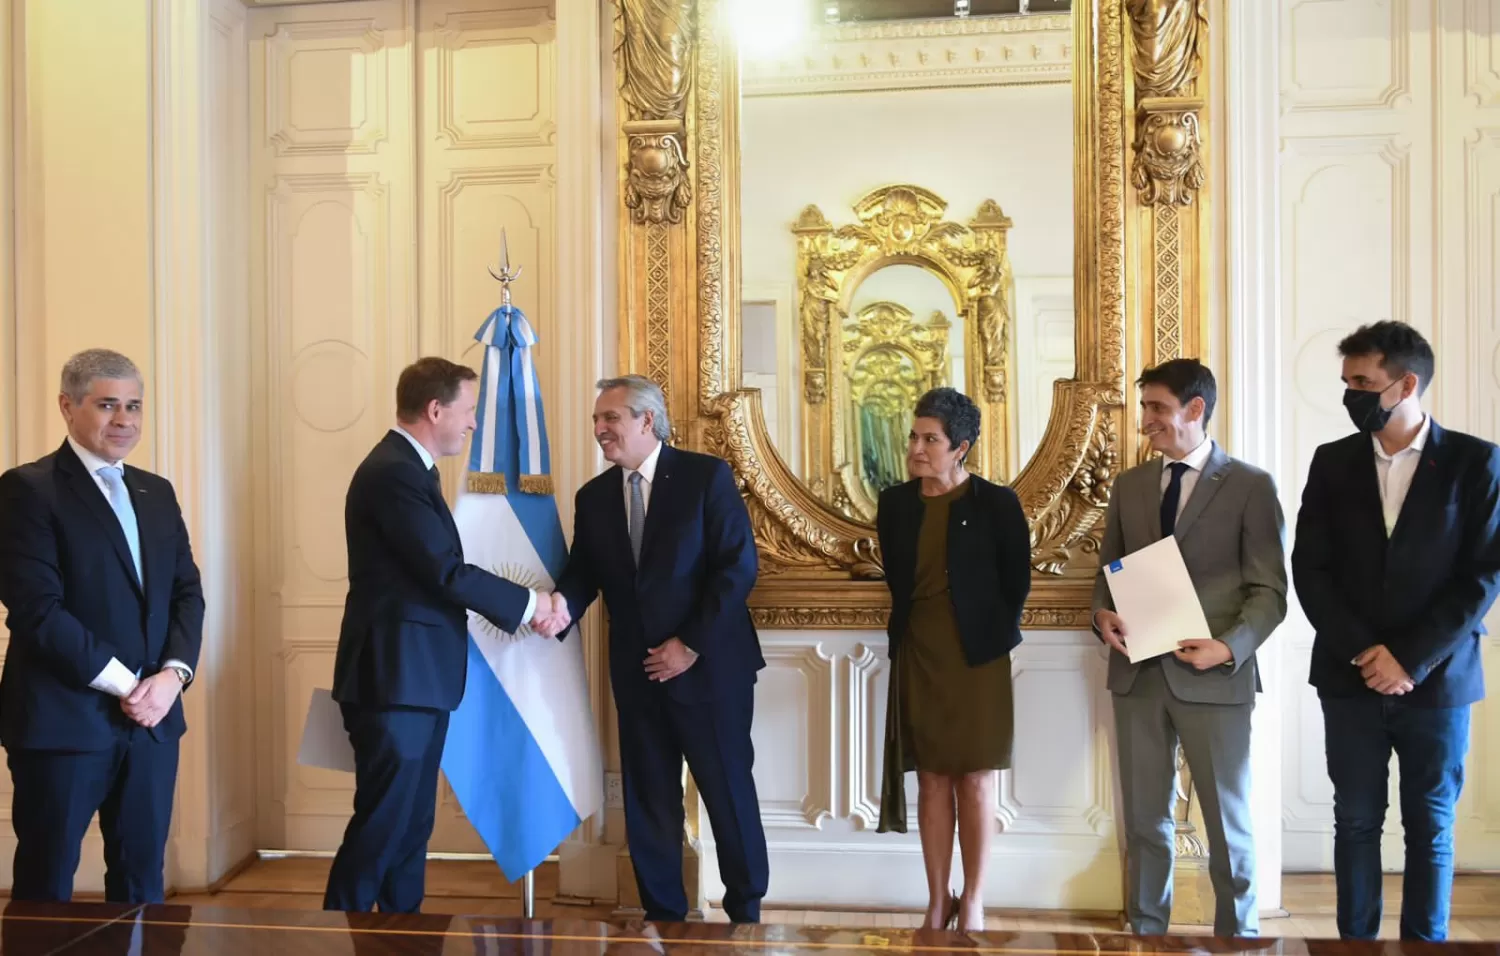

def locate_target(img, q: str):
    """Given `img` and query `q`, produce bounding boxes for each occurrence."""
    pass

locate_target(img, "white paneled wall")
[1276,0,1500,871]
[246,0,578,856]
[697,631,1120,909]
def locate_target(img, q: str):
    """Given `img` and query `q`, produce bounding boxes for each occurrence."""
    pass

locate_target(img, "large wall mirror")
[612,0,1215,628]
[738,16,1075,522]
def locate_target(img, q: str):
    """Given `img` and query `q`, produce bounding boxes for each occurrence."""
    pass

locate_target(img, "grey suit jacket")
[1091,442,1288,704]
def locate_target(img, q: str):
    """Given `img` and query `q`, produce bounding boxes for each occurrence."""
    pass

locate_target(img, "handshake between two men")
[529,591,572,638]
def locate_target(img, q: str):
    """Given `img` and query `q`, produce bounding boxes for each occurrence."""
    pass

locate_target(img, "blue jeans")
[1321,696,1470,942]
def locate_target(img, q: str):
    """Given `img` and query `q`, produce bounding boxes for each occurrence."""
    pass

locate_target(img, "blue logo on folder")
[1108,560,1123,573]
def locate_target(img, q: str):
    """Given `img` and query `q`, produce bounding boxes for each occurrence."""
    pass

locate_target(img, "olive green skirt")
[876,596,1014,833]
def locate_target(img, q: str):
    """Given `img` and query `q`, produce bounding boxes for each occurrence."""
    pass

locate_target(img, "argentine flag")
[441,299,604,882]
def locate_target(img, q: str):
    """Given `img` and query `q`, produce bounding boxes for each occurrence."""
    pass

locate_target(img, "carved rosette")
[624,121,693,225]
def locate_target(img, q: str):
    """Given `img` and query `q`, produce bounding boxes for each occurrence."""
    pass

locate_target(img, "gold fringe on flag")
[466,472,508,495]
[519,474,553,495]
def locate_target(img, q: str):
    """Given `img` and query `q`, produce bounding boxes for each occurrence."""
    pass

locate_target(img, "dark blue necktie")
[1160,462,1190,538]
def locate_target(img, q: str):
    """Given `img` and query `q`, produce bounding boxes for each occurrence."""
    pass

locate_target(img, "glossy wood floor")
[7,900,1500,956]
[157,859,1500,942]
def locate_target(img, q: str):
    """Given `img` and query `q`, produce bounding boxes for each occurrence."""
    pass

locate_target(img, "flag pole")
[491,226,535,921]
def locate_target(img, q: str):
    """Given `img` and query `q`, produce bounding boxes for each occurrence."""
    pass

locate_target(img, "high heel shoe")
[943,892,960,930]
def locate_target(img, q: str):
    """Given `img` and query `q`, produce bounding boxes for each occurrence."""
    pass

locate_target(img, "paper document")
[1103,536,1212,663]
[297,688,356,773]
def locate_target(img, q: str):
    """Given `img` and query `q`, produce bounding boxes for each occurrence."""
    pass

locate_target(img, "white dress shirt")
[1373,414,1430,535]
[394,425,436,472]
[393,426,539,626]
[66,436,194,698]
[1160,436,1216,518]
[622,440,664,517]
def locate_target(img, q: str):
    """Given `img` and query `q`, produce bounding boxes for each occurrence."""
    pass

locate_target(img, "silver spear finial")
[488,227,524,307]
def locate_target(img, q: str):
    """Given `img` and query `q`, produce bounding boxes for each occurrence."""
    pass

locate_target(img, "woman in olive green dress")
[874,388,1032,931]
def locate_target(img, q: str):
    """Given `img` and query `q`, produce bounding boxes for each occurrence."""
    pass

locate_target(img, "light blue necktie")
[98,466,143,584]
[628,471,645,564]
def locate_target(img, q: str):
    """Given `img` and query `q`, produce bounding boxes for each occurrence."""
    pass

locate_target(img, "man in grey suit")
[1092,359,1288,937]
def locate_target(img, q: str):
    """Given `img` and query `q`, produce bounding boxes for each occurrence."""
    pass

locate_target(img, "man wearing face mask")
[1292,321,1500,943]
[1092,358,1288,938]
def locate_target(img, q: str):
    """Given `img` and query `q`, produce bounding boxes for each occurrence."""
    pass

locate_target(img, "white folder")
[1102,536,1212,663]
[296,687,356,773]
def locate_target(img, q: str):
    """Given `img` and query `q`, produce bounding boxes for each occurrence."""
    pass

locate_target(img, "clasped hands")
[1094,610,1233,670]
[530,592,572,638]
[1353,644,1413,695]
[119,671,182,729]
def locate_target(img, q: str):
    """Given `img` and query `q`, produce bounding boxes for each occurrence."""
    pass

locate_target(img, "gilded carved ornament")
[793,187,1011,405]
[1127,0,1208,207]
[617,0,696,224]
[791,186,1015,518]
[1127,0,1216,882]
[615,0,1166,630]
[838,304,952,520]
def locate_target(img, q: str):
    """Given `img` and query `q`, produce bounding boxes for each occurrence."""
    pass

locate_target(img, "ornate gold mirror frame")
[612,0,1214,631]
[836,299,955,524]
[795,186,1017,523]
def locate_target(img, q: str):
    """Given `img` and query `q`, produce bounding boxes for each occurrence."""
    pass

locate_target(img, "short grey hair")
[60,349,142,403]
[597,374,671,441]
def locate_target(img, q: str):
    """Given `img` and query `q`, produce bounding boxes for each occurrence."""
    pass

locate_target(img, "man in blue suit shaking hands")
[554,375,769,923]
[324,357,565,914]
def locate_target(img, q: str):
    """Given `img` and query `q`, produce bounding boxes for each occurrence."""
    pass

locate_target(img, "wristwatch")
[166,665,191,686]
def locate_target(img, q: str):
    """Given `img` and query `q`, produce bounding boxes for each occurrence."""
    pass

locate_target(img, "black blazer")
[331,430,532,711]
[0,440,205,751]
[1292,419,1500,708]
[556,444,764,707]
[876,475,1032,666]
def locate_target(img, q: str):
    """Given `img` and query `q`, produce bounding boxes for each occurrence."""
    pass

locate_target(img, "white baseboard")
[699,838,1124,910]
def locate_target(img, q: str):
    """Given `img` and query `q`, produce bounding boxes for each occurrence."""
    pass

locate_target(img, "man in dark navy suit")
[0,348,204,903]
[324,357,565,914]
[1293,321,1500,942]
[555,374,768,923]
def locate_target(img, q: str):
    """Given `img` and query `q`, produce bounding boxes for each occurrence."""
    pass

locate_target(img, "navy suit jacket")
[331,430,531,712]
[0,440,205,751]
[1293,419,1500,708]
[556,445,764,706]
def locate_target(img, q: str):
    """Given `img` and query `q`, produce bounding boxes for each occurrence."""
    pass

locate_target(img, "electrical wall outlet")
[605,772,624,809]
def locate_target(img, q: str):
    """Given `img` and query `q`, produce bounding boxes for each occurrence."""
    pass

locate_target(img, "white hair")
[597,375,670,441]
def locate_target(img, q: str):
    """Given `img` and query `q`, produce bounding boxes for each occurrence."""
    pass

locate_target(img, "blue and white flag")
[442,300,603,882]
